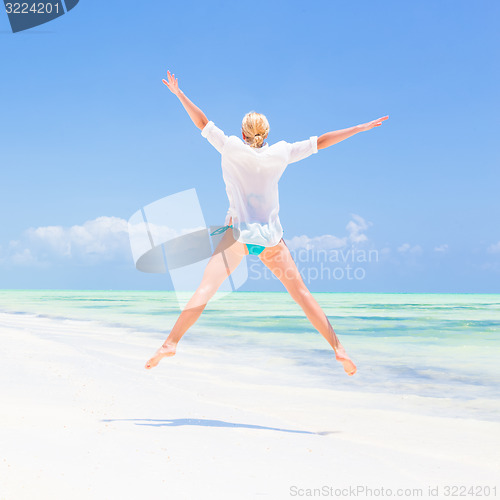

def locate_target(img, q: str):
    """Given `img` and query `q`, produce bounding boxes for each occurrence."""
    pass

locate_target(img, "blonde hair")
[241,111,270,148]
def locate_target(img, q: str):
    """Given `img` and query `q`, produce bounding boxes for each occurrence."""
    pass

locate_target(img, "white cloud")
[285,214,372,251]
[346,213,372,244]
[1,216,132,267]
[1,213,376,267]
[10,248,43,267]
[434,244,449,253]
[285,234,347,251]
[397,243,410,253]
[487,241,500,254]
[397,243,422,254]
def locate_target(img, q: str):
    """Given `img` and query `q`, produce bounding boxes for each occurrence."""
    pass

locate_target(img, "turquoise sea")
[1,291,499,421]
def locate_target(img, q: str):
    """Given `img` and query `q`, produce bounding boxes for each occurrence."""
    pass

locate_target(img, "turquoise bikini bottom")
[210,225,266,256]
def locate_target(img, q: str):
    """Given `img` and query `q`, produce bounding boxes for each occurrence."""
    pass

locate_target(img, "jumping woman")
[146,69,388,375]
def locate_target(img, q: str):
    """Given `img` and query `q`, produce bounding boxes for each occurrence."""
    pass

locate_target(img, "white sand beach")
[1,311,499,500]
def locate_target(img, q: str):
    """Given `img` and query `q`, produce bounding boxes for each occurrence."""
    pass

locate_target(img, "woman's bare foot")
[145,343,177,369]
[334,345,357,376]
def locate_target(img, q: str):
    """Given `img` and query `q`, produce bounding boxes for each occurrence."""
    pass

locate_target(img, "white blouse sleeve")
[201,120,229,154]
[287,136,318,164]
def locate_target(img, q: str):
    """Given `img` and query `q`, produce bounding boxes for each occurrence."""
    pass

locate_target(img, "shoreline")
[1,311,499,498]
[1,309,499,422]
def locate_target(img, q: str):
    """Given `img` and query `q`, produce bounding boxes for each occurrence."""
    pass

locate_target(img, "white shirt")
[201,120,318,247]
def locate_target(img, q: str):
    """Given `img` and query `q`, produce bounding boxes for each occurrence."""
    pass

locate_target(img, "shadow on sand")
[101,417,341,436]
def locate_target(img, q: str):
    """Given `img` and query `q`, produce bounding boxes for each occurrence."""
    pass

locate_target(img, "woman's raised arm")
[317,115,388,150]
[162,70,209,130]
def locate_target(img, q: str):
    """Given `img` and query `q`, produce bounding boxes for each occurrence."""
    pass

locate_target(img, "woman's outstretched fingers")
[366,115,388,130]
[162,70,180,95]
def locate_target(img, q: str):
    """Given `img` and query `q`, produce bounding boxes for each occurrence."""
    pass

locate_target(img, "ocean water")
[1,290,499,421]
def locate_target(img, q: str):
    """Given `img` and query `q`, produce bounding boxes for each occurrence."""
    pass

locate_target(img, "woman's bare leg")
[145,229,248,369]
[259,239,357,376]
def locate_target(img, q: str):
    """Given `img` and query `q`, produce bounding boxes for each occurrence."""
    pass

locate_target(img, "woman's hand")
[318,115,389,150]
[162,70,181,96]
[162,70,209,129]
[358,115,389,132]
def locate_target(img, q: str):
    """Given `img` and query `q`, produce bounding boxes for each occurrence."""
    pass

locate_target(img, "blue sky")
[0,0,498,292]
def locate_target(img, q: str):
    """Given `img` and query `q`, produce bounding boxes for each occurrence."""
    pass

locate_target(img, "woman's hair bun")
[242,111,269,148]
